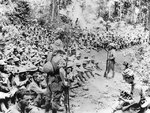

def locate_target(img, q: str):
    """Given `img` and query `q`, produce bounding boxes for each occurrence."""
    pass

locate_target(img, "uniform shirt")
[131,83,144,103]
[27,80,47,94]
[108,49,116,60]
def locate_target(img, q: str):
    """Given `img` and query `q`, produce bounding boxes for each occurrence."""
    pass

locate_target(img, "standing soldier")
[43,49,68,113]
[104,43,116,78]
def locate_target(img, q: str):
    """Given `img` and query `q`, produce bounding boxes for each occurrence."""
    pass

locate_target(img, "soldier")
[6,89,36,113]
[104,43,116,78]
[12,67,30,89]
[43,49,67,113]
[112,68,145,113]
[47,39,64,62]
[74,53,88,82]
[27,67,47,108]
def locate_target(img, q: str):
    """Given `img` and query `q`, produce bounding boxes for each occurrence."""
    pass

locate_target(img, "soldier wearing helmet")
[104,43,116,78]
[43,49,67,112]
[112,65,145,113]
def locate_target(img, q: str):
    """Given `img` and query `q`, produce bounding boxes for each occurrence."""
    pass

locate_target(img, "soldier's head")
[123,61,129,69]
[76,52,81,60]
[123,61,132,70]
[32,69,44,83]
[15,89,36,111]
[58,59,66,68]
[108,43,116,50]
[67,62,73,73]
[13,48,18,56]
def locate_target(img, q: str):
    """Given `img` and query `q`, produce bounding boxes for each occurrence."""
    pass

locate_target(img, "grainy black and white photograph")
[0,0,150,113]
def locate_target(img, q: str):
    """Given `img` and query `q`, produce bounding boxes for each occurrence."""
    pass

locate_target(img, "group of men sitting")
[0,29,101,113]
[78,24,148,52]
[111,61,150,113]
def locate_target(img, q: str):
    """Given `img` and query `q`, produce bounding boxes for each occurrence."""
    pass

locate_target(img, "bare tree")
[51,0,57,22]
[148,4,150,43]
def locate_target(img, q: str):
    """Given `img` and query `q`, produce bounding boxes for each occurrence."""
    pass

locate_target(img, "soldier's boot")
[111,70,115,78]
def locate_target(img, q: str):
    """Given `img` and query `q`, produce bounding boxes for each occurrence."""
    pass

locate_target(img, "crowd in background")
[0,20,148,113]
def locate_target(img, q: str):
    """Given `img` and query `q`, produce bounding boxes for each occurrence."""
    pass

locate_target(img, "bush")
[7,0,31,25]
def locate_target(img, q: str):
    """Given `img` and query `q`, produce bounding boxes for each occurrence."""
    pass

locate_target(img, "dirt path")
[70,47,140,113]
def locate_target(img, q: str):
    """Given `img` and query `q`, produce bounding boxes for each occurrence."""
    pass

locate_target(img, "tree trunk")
[51,0,55,22]
[51,0,57,22]
[148,5,150,43]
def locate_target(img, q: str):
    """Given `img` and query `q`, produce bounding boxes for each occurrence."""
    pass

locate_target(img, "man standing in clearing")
[104,43,116,78]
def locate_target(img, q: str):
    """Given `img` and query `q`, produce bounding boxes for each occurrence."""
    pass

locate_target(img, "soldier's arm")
[32,86,47,94]
[29,82,47,94]
[132,85,144,103]
[59,67,66,82]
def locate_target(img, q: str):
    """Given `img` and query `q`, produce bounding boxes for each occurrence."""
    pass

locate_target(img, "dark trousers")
[104,59,115,78]
[45,75,64,112]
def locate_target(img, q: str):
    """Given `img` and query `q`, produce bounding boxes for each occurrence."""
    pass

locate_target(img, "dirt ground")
[70,46,142,113]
